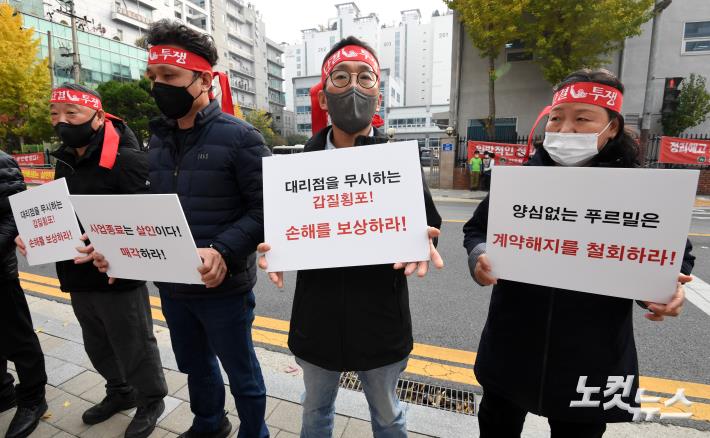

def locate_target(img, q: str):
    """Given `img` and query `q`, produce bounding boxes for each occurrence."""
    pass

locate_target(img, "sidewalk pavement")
[2,294,708,438]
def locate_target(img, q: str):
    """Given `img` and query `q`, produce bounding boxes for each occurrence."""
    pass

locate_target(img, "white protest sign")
[486,166,698,303]
[263,140,430,272]
[9,178,83,265]
[69,194,203,284]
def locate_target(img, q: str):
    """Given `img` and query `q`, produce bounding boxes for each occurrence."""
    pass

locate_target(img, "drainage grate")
[338,372,476,416]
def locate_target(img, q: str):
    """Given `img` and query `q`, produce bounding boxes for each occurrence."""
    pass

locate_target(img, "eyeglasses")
[328,70,378,89]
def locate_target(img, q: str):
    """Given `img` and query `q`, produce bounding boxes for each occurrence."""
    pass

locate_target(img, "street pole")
[639,0,672,165]
[68,1,81,83]
[47,30,54,87]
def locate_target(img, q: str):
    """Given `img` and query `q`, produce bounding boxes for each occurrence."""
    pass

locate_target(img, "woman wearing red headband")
[462,69,695,437]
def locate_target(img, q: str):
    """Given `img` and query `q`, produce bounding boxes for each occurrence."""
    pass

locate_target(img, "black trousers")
[70,285,167,406]
[478,388,607,438]
[0,278,47,407]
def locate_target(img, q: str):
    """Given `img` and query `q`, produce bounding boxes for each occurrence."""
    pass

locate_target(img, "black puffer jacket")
[288,127,442,371]
[0,151,26,280]
[463,146,695,422]
[148,99,271,297]
[52,119,148,292]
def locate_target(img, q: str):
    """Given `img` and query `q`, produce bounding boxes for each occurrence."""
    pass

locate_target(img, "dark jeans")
[478,388,607,438]
[0,278,47,407]
[70,285,167,406]
[160,289,268,438]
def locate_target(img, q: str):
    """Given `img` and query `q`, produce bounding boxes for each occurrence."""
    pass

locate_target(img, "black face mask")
[54,111,98,149]
[151,75,201,120]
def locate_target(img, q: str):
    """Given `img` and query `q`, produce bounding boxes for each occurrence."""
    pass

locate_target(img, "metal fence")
[455,133,710,169]
[643,134,710,168]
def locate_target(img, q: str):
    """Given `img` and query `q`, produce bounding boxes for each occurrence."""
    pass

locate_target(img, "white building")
[283,2,452,142]
[37,0,285,120]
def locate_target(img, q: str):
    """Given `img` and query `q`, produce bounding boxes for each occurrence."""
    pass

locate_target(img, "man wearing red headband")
[15,82,168,438]
[464,69,695,437]
[257,37,443,438]
[93,20,271,438]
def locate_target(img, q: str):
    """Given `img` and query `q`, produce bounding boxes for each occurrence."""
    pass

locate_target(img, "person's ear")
[318,88,328,111]
[92,110,105,130]
[200,71,213,92]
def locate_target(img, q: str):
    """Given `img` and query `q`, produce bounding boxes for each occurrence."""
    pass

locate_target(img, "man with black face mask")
[257,37,443,438]
[15,83,168,438]
[93,20,271,438]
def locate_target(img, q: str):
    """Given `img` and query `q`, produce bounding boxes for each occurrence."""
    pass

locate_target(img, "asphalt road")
[18,199,710,391]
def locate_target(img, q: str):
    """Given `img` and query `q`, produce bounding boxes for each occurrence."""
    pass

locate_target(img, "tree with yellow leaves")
[233,101,244,120]
[0,3,52,150]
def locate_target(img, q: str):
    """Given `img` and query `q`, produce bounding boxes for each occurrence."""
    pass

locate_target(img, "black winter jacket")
[52,119,148,293]
[463,146,695,422]
[0,151,26,280]
[148,100,271,297]
[288,127,443,371]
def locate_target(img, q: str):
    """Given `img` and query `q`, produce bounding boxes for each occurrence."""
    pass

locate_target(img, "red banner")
[467,140,528,166]
[20,167,55,185]
[13,152,45,166]
[659,136,710,164]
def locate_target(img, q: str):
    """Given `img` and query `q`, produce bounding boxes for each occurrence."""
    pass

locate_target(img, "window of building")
[296,88,310,97]
[683,21,710,54]
[298,123,312,131]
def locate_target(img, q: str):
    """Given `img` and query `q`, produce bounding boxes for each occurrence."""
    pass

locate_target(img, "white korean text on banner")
[486,167,698,303]
[262,140,430,272]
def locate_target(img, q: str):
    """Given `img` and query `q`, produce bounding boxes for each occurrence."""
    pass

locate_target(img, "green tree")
[662,73,710,136]
[446,0,528,138]
[0,3,52,149]
[286,133,309,145]
[245,109,276,146]
[96,78,160,145]
[523,0,654,84]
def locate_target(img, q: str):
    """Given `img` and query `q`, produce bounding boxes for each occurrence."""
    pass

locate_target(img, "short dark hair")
[553,68,639,167]
[322,36,379,69]
[57,82,101,100]
[146,19,218,66]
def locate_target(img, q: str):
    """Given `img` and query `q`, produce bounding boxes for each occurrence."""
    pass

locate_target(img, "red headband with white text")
[50,87,122,169]
[526,82,624,158]
[148,45,235,116]
[311,45,383,135]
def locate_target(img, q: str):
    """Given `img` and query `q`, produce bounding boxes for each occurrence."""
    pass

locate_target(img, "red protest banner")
[658,136,710,165]
[13,152,46,166]
[20,167,55,184]
[467,140,527,166]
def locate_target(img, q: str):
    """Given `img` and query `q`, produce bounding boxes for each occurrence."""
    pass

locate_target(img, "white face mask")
[543,121,612,167]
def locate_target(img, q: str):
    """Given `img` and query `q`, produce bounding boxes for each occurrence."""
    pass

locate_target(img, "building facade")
[449,0,710,141]
[21,12,148,88]
[15,0,284,119]
[283,2,452,143]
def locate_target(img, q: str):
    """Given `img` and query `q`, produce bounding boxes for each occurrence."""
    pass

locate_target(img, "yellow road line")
[19,271,61,287]
[689,233,710,237]
[18,272,710,410]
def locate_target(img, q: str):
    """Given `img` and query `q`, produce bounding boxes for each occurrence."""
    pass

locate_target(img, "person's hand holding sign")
[642,274,691,321]
[73,234,95,264]
[197,247,227,288]
[473,253,498,286]
[393,226,444,276]
[256,243,283,288]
